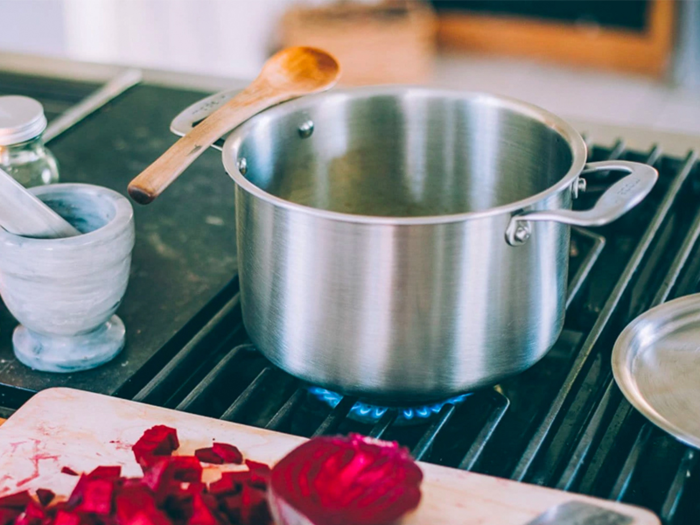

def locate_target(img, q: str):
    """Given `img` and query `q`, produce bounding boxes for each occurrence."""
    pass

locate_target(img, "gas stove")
[0,58,699,524]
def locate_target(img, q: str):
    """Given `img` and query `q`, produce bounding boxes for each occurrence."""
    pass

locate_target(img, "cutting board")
[0,388,659,525]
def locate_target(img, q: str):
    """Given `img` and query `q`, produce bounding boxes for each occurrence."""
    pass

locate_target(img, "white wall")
[0,0,301,79]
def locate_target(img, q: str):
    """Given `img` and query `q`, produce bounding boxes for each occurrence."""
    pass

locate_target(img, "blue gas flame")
[309,387,471,424]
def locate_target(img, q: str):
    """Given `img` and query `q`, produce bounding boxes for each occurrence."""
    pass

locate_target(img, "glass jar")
[0,96,59,187]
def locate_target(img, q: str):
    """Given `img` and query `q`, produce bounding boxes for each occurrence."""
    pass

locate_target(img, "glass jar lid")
[0,96,48,146]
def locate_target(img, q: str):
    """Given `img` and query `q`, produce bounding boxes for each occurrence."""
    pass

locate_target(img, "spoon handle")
[0,168,81,239]
[128,85,290,205]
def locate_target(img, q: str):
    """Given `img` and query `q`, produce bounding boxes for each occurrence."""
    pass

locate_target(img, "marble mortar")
[0,183,135,372]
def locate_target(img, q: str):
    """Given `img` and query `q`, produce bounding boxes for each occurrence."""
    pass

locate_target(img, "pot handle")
[170,89,241,150]
[505,160,658,246]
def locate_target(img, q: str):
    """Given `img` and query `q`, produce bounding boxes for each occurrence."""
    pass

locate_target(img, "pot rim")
[222,86,588,225]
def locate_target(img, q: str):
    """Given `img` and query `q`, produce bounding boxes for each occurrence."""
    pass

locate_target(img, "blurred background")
[0,0,698,134]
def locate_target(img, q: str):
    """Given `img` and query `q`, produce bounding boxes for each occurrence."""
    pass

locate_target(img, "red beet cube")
[141,457,202,504]
[189,494,217,525]
[67,476,89,508]
[23,500,44,520]
[0,508,20,525]
[194,448,223,465]
[114,485,154,520]
[61,467,79,477]
[53,511,80,525]
[241,485,271,525]
[76,479,114,515]
[118,508,171,525]
[87,466,121,480]
[132,426,179,468]
[0,491,31,509]
[35,489,55,507]
[219,494,241,523]
[244,461,271,489]
[211,443,243,465]
[208,472,248,496]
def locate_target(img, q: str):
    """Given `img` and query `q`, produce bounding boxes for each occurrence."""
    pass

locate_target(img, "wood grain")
[437,0,674,77]
[127,47,339,205]
[0,388,660,525]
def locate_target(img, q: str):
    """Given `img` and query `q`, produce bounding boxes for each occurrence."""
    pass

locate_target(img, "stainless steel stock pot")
[173,87,657,403]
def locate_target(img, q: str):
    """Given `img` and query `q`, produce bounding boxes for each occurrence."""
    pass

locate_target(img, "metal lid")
[0,96,48,146]
[612,294,700,448]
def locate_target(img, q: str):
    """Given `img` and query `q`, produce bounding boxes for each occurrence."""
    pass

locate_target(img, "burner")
[308,387,471,425]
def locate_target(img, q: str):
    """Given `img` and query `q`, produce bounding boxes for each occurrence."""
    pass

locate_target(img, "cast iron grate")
[127,142,700,525]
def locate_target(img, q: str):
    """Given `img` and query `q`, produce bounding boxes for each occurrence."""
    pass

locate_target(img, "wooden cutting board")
[0,388,659,525]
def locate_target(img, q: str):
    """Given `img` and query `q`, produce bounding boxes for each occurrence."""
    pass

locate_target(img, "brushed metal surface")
[613,294,700,449]
[217,87,654,402]
[526,501,633,525]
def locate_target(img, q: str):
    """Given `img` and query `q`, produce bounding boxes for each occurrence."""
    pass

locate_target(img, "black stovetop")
[0,70,699,525]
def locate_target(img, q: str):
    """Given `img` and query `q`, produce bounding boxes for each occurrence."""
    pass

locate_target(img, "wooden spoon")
[128,47,340,205]
[0,167,80,239]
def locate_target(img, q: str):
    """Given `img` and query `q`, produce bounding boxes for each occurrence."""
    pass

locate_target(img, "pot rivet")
[237,157,248,175]
[298,120,314,139]
[514,225,530,243]
[573,178,587,199]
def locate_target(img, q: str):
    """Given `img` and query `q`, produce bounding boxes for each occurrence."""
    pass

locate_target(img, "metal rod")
[459,391,510,471]
[660,448,698,523]
[175,343,251,411]
[566,228,606,308]
[220,366,274,422]
[133,295,242,404]
[368,410,398,439]
[312,396,355,437]
[555,379,616,491]
[44,69,142,142]
[412,404,457,461]
[265,388,306,431]
[609,423,653,501]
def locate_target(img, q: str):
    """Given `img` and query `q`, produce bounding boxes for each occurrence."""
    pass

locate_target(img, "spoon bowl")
[261,47,341,93]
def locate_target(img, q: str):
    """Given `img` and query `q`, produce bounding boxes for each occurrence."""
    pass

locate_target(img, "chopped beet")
[53,511,80,525]
[209,472,248,496]
[88,466,121,480]
[114,485,155,520]
[269,434,423,525]
[0,508,20,525]
[115,485,171,525]
[211,443,243,465]
[189,494,217,525]
[118,507,171,525]
[0,427,280,525]
[241,485,272,525]
[12,514,30,525]
[141,457,203,504]
[245,461,270,489]
[23,500,45,521]
[35,489,55,507]
[67,475,89,508]
[219,494,241,523]
[132,426,180,468]
[77,479,114,515]
[194,448,223,465]
[0,491,31,509]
